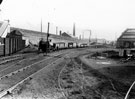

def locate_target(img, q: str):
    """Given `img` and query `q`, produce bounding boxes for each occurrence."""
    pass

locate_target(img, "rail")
[124,81,135,99]
[0,51,70,98]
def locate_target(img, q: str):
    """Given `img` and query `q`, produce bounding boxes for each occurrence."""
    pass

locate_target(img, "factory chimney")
[73,23,75,36]
[59,30,62,35]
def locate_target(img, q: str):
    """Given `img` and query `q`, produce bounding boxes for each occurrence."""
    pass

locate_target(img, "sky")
[1,0,135,40]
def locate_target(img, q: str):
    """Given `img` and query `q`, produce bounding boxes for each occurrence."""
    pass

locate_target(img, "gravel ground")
[2,48,135,99]
[2,56,69,99]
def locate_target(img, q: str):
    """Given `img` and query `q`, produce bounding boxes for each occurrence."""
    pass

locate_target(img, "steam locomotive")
[38,39,57,53]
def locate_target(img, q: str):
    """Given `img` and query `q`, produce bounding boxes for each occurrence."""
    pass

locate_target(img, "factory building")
[116,28,135,57]
[0,21,25,56]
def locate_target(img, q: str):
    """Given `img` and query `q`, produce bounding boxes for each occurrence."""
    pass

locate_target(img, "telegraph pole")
[41,18,42,33]
[47,22,50,41]
[46,22,50,54]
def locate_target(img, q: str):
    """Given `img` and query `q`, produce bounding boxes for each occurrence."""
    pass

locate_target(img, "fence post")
[3,38,5,56]
[9,38,11,55]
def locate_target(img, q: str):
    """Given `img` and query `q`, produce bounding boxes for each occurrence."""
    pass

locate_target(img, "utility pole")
[41,18,42,33]
[46,22,50,54]
[47,22,50,41]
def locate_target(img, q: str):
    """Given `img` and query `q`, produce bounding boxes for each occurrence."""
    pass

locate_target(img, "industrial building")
[117,28,135,57]
[0,21,25,56]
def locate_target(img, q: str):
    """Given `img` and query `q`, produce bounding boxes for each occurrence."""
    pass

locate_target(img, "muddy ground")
[80,50,135,99]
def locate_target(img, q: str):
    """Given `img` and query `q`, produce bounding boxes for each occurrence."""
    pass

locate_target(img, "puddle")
[97,56,106,59]
[96,61,111,65]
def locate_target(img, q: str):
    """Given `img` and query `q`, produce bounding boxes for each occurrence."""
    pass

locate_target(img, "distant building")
[61,32,72,38]
[10,27,78,46]
[96,39,106,44]
[116,28,135,57]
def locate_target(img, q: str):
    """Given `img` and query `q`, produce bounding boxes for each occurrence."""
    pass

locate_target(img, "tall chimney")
[60,30,62,35]
[73,23,75,36]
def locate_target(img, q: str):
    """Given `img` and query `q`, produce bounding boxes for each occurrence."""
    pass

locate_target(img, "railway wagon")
[38,39,87,53]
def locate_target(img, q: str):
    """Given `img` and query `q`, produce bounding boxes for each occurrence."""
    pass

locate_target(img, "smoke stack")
[59,30,62,35]
[73,23,75,36]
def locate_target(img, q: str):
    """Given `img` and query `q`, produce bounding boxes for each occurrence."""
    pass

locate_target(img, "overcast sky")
[1,0,135,40]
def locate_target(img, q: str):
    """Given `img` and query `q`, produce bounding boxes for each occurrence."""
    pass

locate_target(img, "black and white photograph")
[0,0,135,99]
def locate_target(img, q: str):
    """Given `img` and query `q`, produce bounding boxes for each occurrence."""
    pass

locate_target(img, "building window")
[124,41,130,48]
[133,42,135,48]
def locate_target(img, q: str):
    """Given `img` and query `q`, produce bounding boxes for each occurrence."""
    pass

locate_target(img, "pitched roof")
[10,27,77,41]
[61,32,72,38]
[118,28,135,41]
[0,21,9,37]
[6,30,22,37]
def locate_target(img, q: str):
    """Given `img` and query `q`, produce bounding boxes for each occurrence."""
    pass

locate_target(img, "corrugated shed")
[118,29,135,41]
[117,29,135,48]
[10,27,78,45]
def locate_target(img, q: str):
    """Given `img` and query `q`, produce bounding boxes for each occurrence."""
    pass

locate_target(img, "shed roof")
[6,30,23,37]
[61,32,72,38]
[118,28,135,41]
[10,27,78,42]
[0,21,9,37]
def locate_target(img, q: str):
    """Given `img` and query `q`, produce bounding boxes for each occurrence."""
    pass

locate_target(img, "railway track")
[0,53,44,75]
[58,58,84,98]
[0,50,72,98]
[57,51,86,99]
[0,53,37,65]
[0,49,71,76]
